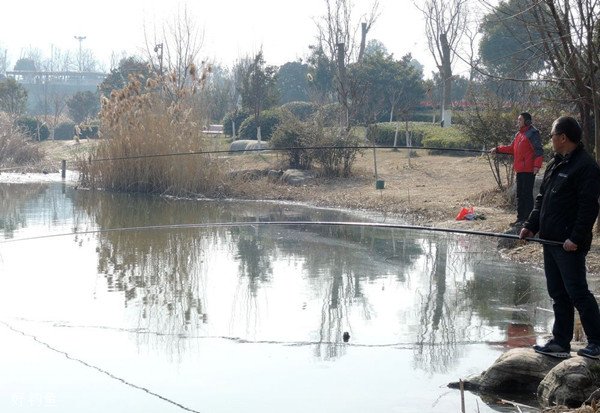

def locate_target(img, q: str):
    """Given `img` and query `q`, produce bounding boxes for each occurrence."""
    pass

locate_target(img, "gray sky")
[0,0,478,77]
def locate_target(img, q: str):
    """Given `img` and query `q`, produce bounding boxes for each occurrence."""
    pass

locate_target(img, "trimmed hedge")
[369,121,478,153]
[238,109,283,141]
[54,122,77,140]
[222,109,251,136]
[16,117,50,141]
[281,101,317,121]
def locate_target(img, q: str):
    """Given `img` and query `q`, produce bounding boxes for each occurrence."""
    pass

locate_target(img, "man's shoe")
[533,340,571,358]
[577,343,600,359]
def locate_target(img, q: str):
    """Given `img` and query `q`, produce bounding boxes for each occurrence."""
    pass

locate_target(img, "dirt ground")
[11,139,600,277]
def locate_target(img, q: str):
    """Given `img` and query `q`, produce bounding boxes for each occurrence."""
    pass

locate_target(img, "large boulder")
[451,345,600,408]
[456,348,563,394]
[280,169,315,186]
[538,356,600,407]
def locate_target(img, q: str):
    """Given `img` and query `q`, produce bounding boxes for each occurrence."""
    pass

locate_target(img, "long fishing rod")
[0,220,562,246]
[91,145,488,162]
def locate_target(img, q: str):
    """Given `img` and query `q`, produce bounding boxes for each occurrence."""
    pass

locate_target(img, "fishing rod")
[91,145,488,162]
[0,220,562,246]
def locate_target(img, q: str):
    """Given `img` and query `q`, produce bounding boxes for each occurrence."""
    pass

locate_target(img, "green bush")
[314,129,361,177]
[222,109,251,136]
[368,122,425,146]
[16,117,49,141]
[281,101,317,121]
[54,122,77,140]
[368,121,477,154]
[420,126,476,154]
[271,110,318,169]
[238,109,283,141]
[321,103,341,127]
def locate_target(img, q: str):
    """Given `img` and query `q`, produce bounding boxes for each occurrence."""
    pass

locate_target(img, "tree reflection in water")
[64,187,548,367]
[415,238,460,373]
[0,183,61,238]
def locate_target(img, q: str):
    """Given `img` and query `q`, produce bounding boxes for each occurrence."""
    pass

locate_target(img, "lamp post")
[74,35,86,72]
[154,43,163,75]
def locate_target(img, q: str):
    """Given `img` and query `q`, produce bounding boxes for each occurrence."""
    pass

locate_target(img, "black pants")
[516,172,535,221]
[543,245,600,347]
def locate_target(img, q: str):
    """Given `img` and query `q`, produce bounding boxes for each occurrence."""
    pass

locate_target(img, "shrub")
[270,109,362,176]
[222,109,251,136]
[271,110,319,169]
[0,116,44,165]
[421,126,477,153]
[321,103,341,127]
[367,122,425,147]
[281,101,317,121]
[54,122,77,140]
[368,121,477,153]
[238,109,283,141]
[16,117,50,141]
[314,129,361,177]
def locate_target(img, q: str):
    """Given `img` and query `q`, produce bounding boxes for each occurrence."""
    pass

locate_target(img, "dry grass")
[0,114,45,170]
[78,70,224,197]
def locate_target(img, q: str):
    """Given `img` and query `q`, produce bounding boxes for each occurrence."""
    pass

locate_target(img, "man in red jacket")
[490,112,544,226]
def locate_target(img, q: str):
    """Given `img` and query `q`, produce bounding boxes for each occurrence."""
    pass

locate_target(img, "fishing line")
[90,144,488,162]
[11,318,528,349]
[0,320,202,413]
[0,220,563,246]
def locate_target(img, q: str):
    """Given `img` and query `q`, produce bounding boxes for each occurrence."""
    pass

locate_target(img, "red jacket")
[496,125,544,173]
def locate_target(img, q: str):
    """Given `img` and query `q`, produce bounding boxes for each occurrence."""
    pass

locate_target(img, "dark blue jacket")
[524,145,600,252]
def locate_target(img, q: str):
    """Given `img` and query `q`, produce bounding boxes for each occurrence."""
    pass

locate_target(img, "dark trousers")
[543,245,600,347]
[516,172,535,221]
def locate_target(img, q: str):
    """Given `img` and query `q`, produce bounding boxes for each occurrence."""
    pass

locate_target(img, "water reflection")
[0,183,551,368]
[0,182,556,412]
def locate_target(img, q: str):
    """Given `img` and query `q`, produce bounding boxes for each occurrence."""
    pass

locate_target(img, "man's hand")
[519,228,534,240]
[490,147,497,154]
[533,167,540,174]
[563,239,578,252]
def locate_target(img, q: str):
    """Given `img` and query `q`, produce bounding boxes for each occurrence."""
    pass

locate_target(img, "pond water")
[0,180,556,413]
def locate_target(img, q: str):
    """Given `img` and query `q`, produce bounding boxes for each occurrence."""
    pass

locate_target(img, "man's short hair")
[520,112,532,124]
[553,116,582,143]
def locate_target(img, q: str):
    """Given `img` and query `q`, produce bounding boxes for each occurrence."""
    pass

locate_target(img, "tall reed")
[79,66,224,197]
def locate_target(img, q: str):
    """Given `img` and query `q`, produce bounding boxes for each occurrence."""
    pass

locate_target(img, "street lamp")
[74,35,86,72]
[154,43,163,76]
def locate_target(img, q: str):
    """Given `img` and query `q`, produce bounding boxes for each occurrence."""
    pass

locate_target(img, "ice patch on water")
[0,170,79,184]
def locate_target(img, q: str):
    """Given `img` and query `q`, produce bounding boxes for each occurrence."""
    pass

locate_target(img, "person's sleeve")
[524,167,548,234]
[570,164,600,245]
[530,129,544,156]
[496,137,515,155]
[524,190,543,235]
[530,129,544,169]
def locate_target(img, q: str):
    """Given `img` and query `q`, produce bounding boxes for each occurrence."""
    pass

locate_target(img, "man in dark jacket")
[520,116,600,359]
[491,112,544,226]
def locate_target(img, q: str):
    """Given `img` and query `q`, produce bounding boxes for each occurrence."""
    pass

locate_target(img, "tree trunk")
[358,22,368,62]
[336,42,348,130]
[440,33,453,127]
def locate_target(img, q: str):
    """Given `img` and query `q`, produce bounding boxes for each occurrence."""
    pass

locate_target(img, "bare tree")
[416,0,469,127]
[529,0,600,157]
[144,6,205,96]
[315,0,379,130]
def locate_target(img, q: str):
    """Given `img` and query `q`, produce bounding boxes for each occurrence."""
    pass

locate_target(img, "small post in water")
[459,379,465,413]
[61,160,66,179]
